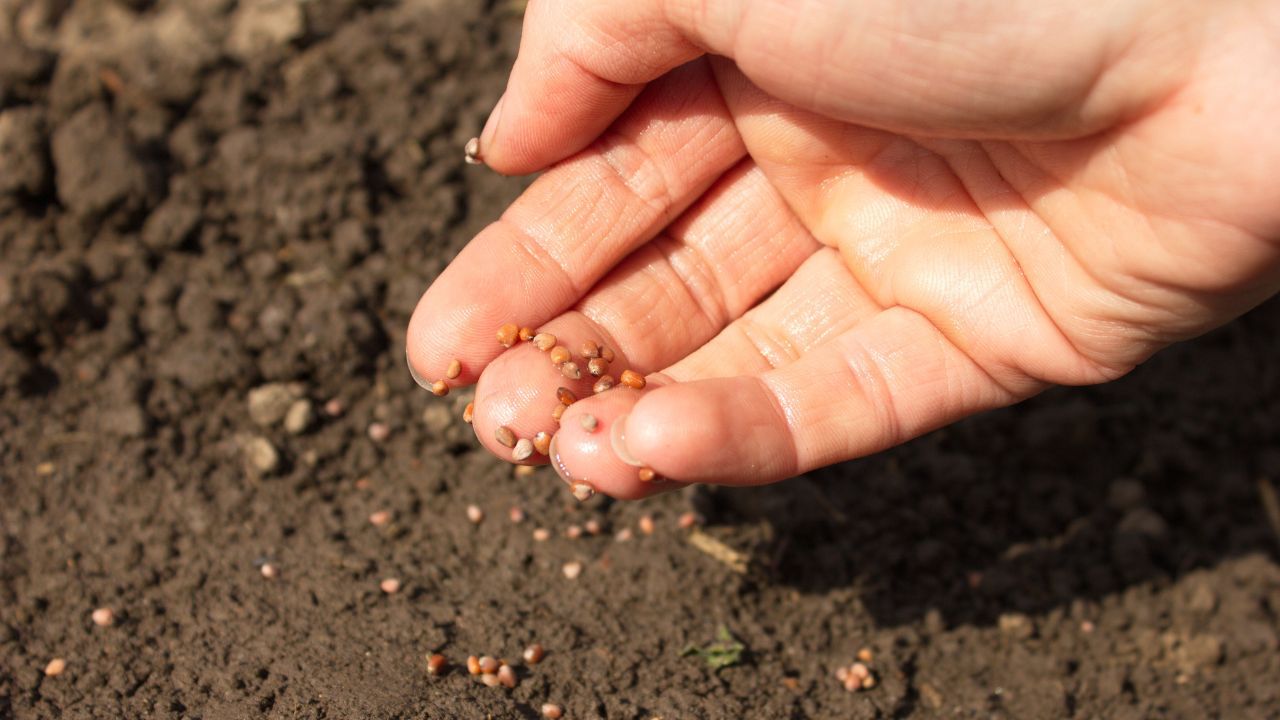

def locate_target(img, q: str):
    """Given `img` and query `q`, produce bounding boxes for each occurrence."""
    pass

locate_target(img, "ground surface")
[2,1,1280,718]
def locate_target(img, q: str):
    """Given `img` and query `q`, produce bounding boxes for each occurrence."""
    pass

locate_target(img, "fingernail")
[406,349,431,390]
[549,433,596,501]
[609,414,644,467]
[478,93,506,157]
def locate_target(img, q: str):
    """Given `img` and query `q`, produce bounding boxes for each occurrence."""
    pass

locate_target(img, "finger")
[406,60,745,391]
[478,0,1189,173]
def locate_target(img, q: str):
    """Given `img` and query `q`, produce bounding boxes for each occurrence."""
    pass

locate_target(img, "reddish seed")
[367,422,390,442]
[533,528,551,542]
[369,510,392,526]
[620,370,646,389]
[426,654,447,676]
[44,658,66,677]
[638,515,655,535]
[463,402,475,424]
[856,648,874,663]
[431,379,449,396]
[497,664,517,689]
[533,431,552,455]
[549,346,571,365]
[561,362,582,380]
[380,578,401,594]
[91,607,115,627]
[562,561,583,579]
[467,505,485,524]
[638,467,656,483]
[588,357,609,376]
[467,656,482,675]
[534,333,557,351]
[592,376,615,393]
[849,662,870,681]
[445,359,462,379]
[551,404,568,422]
[519,327,536,342]
[542,704,564,719]
[584,519,602,535]
[260,563,279,579]
[324,398,345,416]
[480,672,501,687]
[513,438,535,461]
[523,643,545,664]
[571,484,594,502]
[678,512,699,529]
[565,525,583,539]
[464,137,482,164]
[556,387,578,405]
[495,426,516,448]
[580,414,598,432]
[615,528,634,542]
[509,506,526,523]
[497,323,520,347]
[600,346,615,363]
[478,656,500,674]
[862,675,877,690]
[580,341,600,358]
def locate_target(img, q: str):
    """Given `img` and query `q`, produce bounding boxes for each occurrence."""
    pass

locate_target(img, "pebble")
[467,505,485,524]
[562,561,583,579]
[283,399,313,435]
[247,382,302,426]
[367,422,391,442]
[579,414,598,432]
[44,658,66,677]
[495,426,516,448]
[380,578,401,594]
[242,436,280,474]
[542,703,564,719]
[513,438,534,461]
[91,607,115,627]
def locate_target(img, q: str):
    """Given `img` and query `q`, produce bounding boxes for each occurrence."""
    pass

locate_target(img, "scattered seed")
[542,703,564,719]
[556,387,578,405]
[678,512,700,529]
[44,658,66,677]
[478,656,499,674]
[862,675,877,690]
[497,323,520,347]
[620,369,646,389]
[467,656,482,675]
[523,643,545,665]
[551,404,568,422]
[514,464,536,478]
[324,398,345,417]
[35,462,55,476]
[509,506,526,523]
[534,333,557,351]
[580,340,600,358]
[91,607,115,627]
[615,528,634,542]
[426,654,447,676]
[369,510,392,527]
[638,467,656,483]
[463,402,475,424]
[849,662,869,681]
[495,426,516,448]
[579,414,598,432]
[497,664,518,688]
[561,362,582,380]
[600,346,615,363]
[856,648,874,663]
[571,483,594,502]
[836,666,850,682]
[1081,620,1096,634]
[565,524,583,539]
[431,379,449,396]
[445,359,462,379]
[519,327,535,342]
[584,519,602,535]
[367,422,391,442]
[513,438,534,461]
[588,357,609,376]
[260,563,279,579]
[533,431,552,455]
[464,137,482,164]
[638,515,655,535]
[592,375,615,393]
[380,578,401,594]
[562,561,583,579]
[467,504,485,524]
[533,528,551,542]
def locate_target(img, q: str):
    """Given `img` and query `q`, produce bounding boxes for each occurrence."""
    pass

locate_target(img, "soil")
[2,1,1279,718]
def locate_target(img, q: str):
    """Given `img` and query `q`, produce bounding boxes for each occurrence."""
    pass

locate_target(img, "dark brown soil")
[3,2,1279,718]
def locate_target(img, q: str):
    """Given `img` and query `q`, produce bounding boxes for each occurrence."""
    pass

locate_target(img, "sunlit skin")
[408,0,1280,499]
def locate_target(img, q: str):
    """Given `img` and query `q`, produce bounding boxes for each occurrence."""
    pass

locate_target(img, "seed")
[549,346,571,365]
[478,656,499,674]
[580,340,600,358]
[579,414,598,432]
[533,431,552,455]
[835,666,849,682]
[324,398,345,416]
[615,528,633,542]
[445,359,462,379]
[260,563,279,579]
[523,643,544,664]
[426,654,447,676]
[556,387,578,405]
[856,648,874,663]
[849,662,870,681]
[638,515,655,535]
[592,375,615,393]
[562,561,583,579]
[91,607,115,627]
[620,369,646,389]
[380,577,401,594]
[367,422,390,442]
[509,506,526,523]
[637,467,656,483]
[495,426,516,448]
[1080,620,1096,634]
[514,464,536,478]
[513,438,534,461]
[584,519,602,535]
[571,483,594,502]
[464,137,482,164]
[463,402,475,424]
[588,357,609,376]
[564,524,583,539]
[678,512,699,529]
[369,510,392,526]
[561,362,582,380]
[431,379,449,396]
[600,346,615,363]
[542,704,564,719]
[551,404,568,422]
[467,504,485,524]
[861,675,877,690]
[534,333,557,351]
[497,323,520,347]
[519,327,535,342]
[497,664,518,688]
[480,672,501,687]
[467,656,482,675]
[533,528,551,542]
[44,658,66,677]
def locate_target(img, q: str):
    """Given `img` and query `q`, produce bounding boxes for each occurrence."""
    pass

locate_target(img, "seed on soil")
[562,561,583,579]
[565,524,583,539]
[580,340,599,358]
[480,672,501,687]
[284,399,313,435]
[519,327,535,342]
[579,414,598,432]
[542,704,564,719]
[464,137,482,164]
[467,504,485,524]
[592,376,615,393]
[497,323,520,347]
[533,528,551,542]
[369,510,392,526]
[44,658,66,677]
[463,402,475,424]
[849,662,869,680]
[380,578,401,594]
[638,515,655,535]
[1080,620,1095,634]
[556,387,578,405]
[561,362,582,380]
[324,398,345,417]
[861,675,877,690]
[367,422,390,442]
[478,656,499,674]
[509,506,526,523]
[431,379,449,396]
[551,404,568,422]
[495,426,516,448]
[260,563,279,579]
[497,664,517,688]
[445,359,462,379]
[91,607,115,627]
[615,528,633,542]
[678,512,699,529]
[523,643,544,665]
[600,346,615,363]
[467,656,482,675]
[570,483,594,502]
[512,438,534,461]
[638,467,656,483]
[426,654,447,676]
[620,369,646,389]
[584,519,602,535]
[588,357,609,376]
[856,648,874,663]
[533,431,552,455]
[549,346,571,365]
[533,333,557,351]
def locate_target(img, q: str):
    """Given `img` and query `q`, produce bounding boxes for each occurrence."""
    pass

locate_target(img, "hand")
[407,0,1280,499]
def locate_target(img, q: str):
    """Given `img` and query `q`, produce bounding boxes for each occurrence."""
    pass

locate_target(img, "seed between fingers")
[497,323,519,348]
[431,379,449,396]
[549,346,571,365]
[588,357,609,377]
[556,387,577,405]
[495,426,516,448]
[593,376,615,393]
[445,359,462,379]
[533,333,557,351]
[620,369,646,389]
[580,341,599,358]
[533,431,552,455]
[560,362,581,380]
[513,438,534,462]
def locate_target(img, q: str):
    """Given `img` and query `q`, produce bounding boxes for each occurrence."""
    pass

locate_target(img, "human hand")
[407,0,1280,499]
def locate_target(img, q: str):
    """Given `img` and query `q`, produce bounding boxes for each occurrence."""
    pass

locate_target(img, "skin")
[407,0,1280,499]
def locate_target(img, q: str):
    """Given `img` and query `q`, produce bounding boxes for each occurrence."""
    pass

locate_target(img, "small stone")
[283,399,313,435]
[367,422,391,442]
[513,438,534,461]
[380,577,401,594]
[91,608,115,627]
[562,561,583,579]
[243,436,280,474]
[533,432,552,455]
[495,426,516,448]
[44,658,66,677]
[579,414,598,432]
[619,370,646,389]
[561,362,582,380]
[247,382,301,426]
[466,505,485,524]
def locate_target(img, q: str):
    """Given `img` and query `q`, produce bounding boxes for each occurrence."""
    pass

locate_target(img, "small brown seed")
[600,346,615,362]
[513,438,534,461]
[478,656,500,674]
[464,137,482,164]
[542,703,564,719]
[260,563,279,579]
[463,402,475,424]
[564,524,583,539]
[509,506,526,523]
[467,656,482,675]
[561,362,582,380]
[638,515,655,535]
[533,431,552,455]
[551,403,568,422]
[426,654,447,676]
[549,346,571,365]
[638,467,656,483]
[519,327,535,342]
[497,664,517,689]
[44,658,66,677]
[588,357,609,376]
[369,510,392,526]
[556,387,578,405]
[445,359,462,379]
[580,340,600,358]
[431,379,449,396]
[523,643,545,664]
[514,464,536,478]
[480,672,501,687]
[495,426,516,448]
[534,333,557,351]
[615,528,634,542]
[497,323,520,347]
[532,528,551,542]
[367,422,390,442]
[562,561,583,579]
[861,675,877,690]
[856,648,874,663]
[91,607,115,627]
[467,504,485,524]
[584,519,602,535]
[592,375,615,393]
[380,577,401,594]
[579,414,598,432]
[678,511,699,529]
[571,483,594,501]
[324,398,345,416]
[848,662,870,681]
[620,369,646,389]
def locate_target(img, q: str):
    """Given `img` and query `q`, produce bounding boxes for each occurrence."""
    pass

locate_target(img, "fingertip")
[551,386,674,500]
